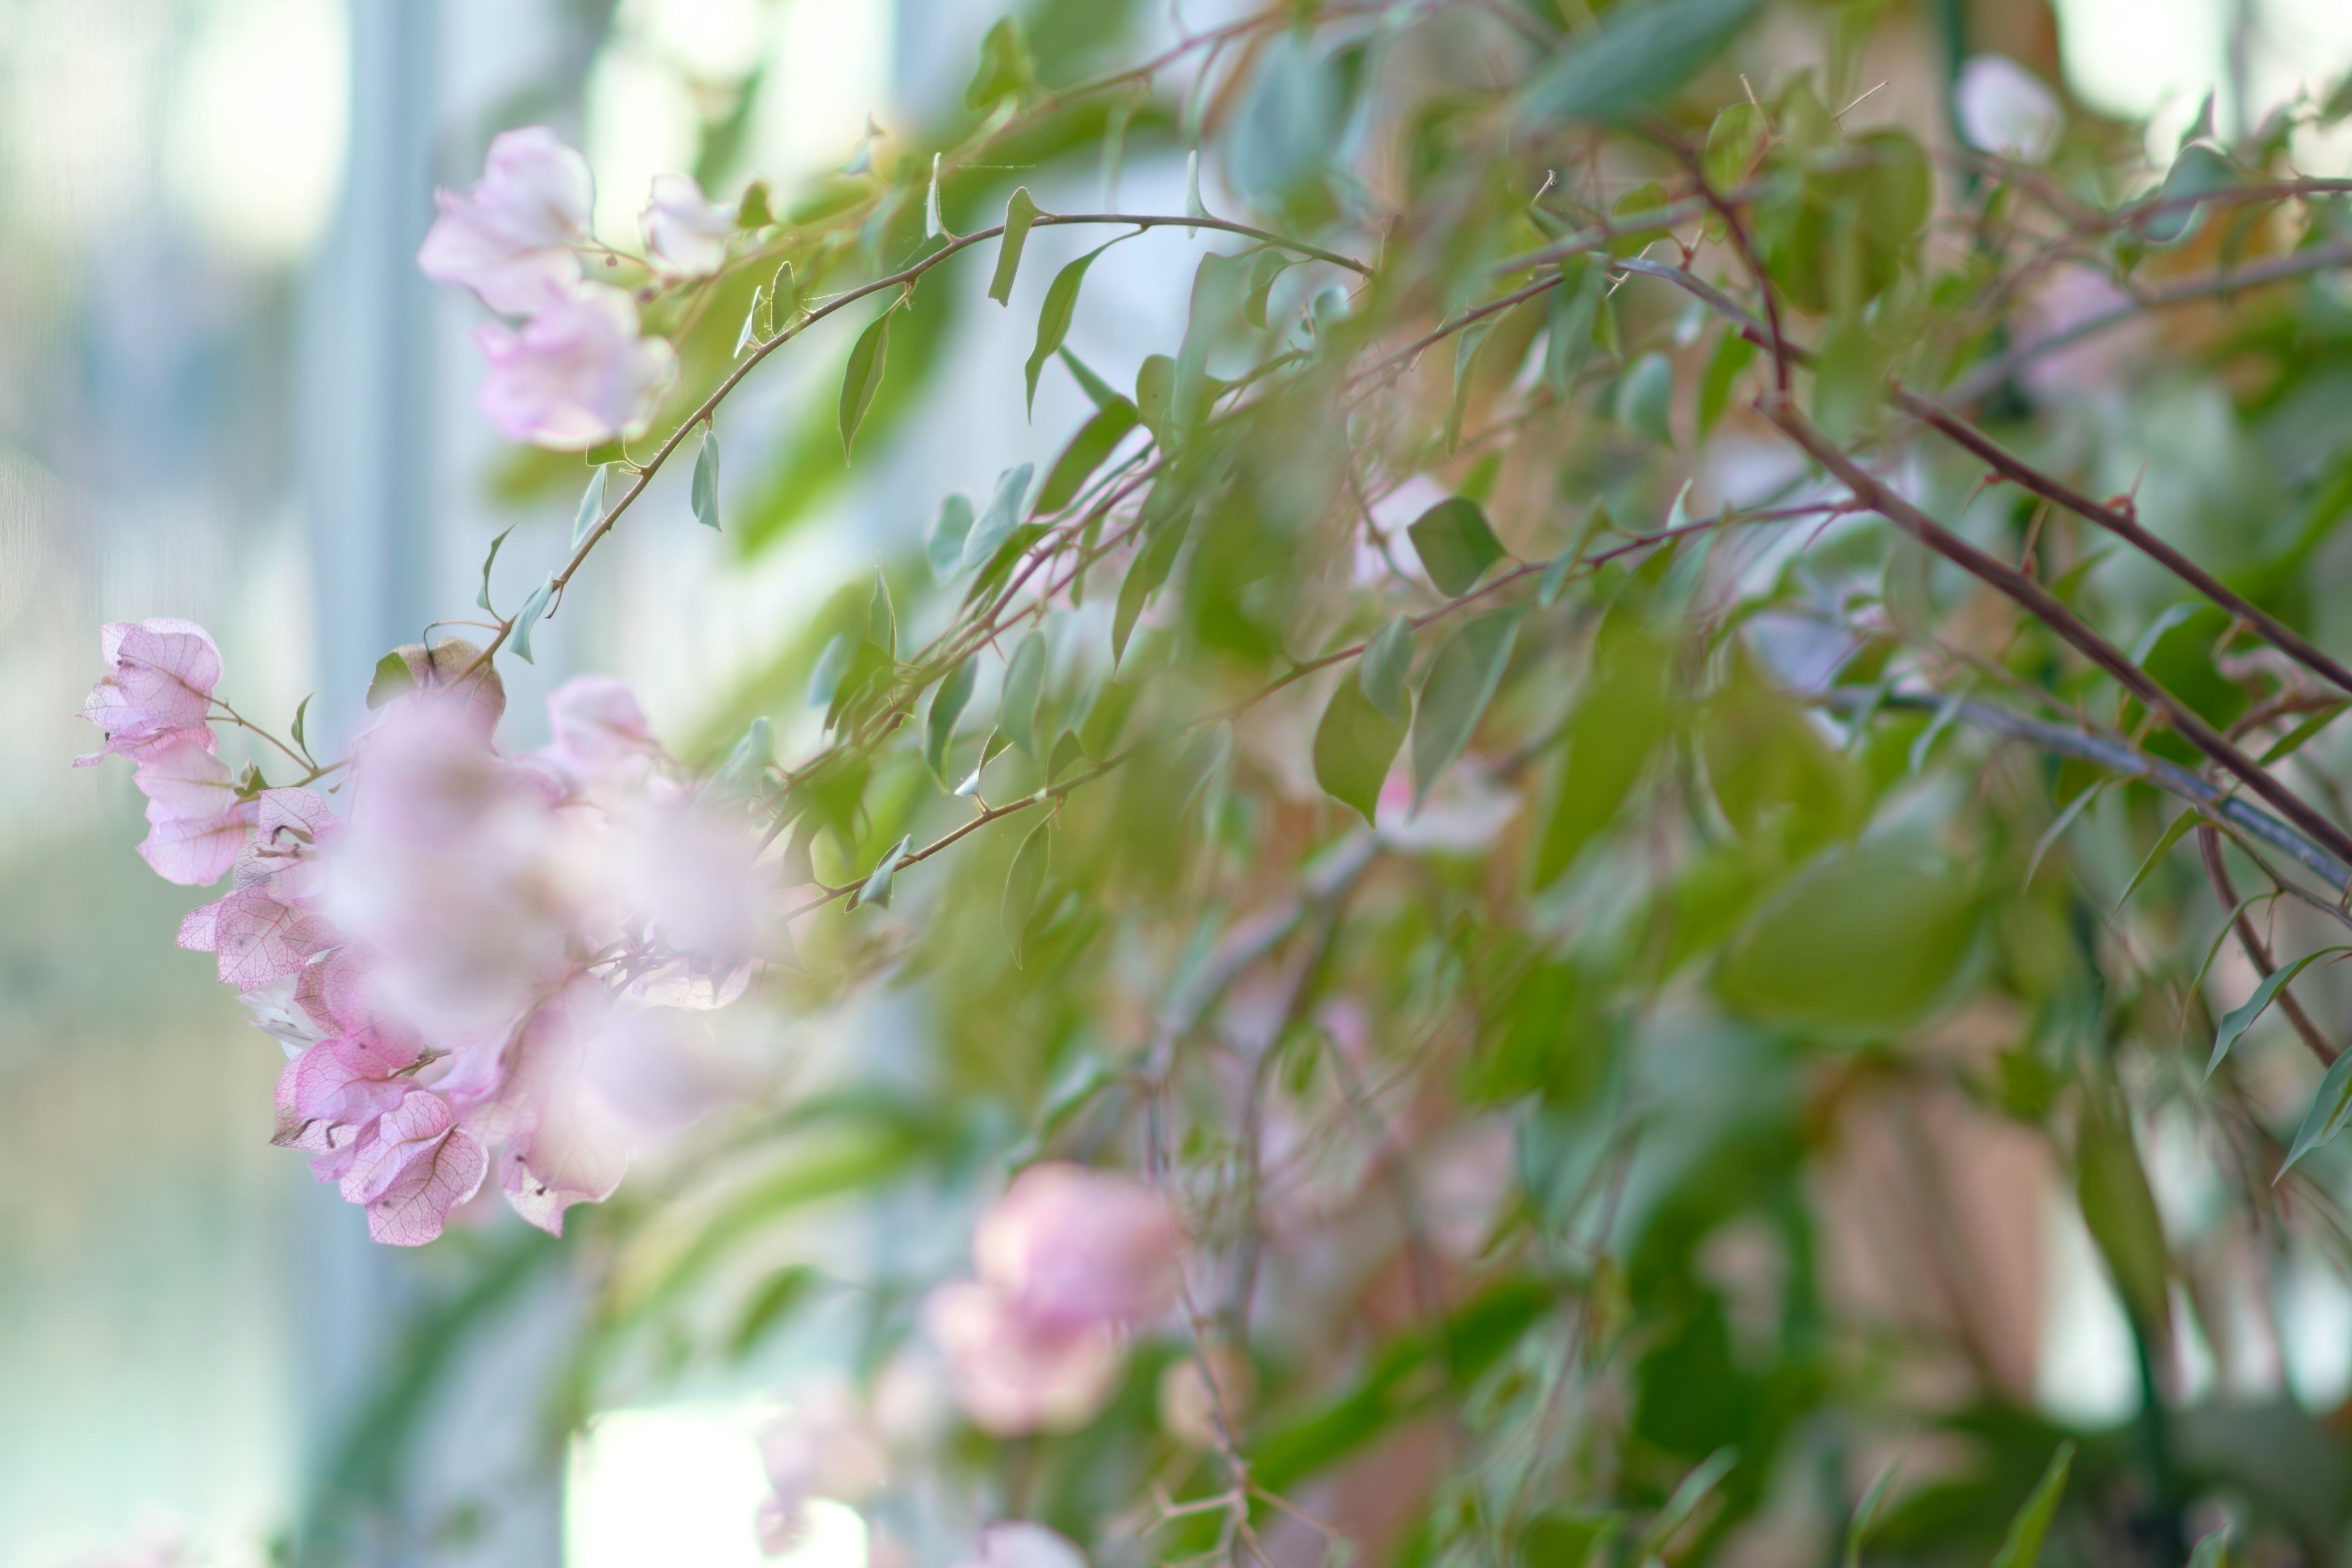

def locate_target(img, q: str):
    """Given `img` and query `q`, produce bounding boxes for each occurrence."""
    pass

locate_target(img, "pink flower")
[418,127,594,314]
[176,790,345,989]
[974,1163,1182,1332]
[472,282,677,450]
[131,734,257,885]
[336,1089,489,1246]
[923,1280,1126,1436]
[477,976,635,1235]
[77,617,222,765]
[539,674,658,788]
[1955,56,2063,164]
[955,1522,1090,1568]
[641,172,734,279]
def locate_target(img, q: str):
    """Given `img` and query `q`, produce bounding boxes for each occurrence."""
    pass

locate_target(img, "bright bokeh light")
[2035,1187,2142,1427]
[565,1402,867,1568]
[164,0,350,263]
[2052,0,2352,165]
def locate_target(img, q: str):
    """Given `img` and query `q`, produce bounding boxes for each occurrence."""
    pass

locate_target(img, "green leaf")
[2145,142,2236,246]
[571,465,608,547]
[1358,616,1414,721]
[1617,351,1675,445]
[965,15,1035,108]
[850,834,912,911]
[726,1265,820,1360]
[1716,843,1977,1035]
[1000,633,1047,757]
[806,635,850,709]
[2209,949,2337,1076]
[1175,251,1252,440]
[1057,347,1121,410]
[1842,1460,1901,1568]
[1036,399,1139,513]
[1523,0,1765,124]
[1410,609,1523,805]
[365,650,417,710]
[1025,241,1120,415]
[1703,100,1766,190]
[956,730,1009,797]
[924,152,944,239]
[1114,503,1191,666]
[988,186,1041,306]
[1544,256,1601,396]
[2185,1527,2230,1568]
[771,259,798,321]
[2111,809,2204,916]
[477,524,516,612]
[1003,818,1054,966]
[1989,1443,2073,1568]
[865,571,896,660]
[710,715,773,799]
[926,659,977,782]
[1185,148,1208,227]
[839,308,893,459]
[734,285,768,356]
[1698,328,1757,439]
[1408,497,1507,597]
[1444,318,1494,454]
[508,577,554,664]
[2076,1093,2172,1334]
[1046,728,1085,783]
[928,492,975,579]
[1637,1449,1738,1559]
[2283,1045,2352,1174]
[1535,619,1675,887]
[2258,701,2350,764]
[961,463,1035,572]
[1231,32,1344,198]
[289,692,314,755]
[1314,673,1409,822]
[691,427,721,530]
[1133,353,1175,447]
[734,181,773,231]
[1245,249,1294,330]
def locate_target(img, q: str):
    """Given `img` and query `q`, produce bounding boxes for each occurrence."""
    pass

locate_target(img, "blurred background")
[5,1,2352,1564]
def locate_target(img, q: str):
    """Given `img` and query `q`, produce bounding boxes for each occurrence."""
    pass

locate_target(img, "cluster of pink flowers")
[418,127,736,449]
[80,621,783,1245]
[922,1163,1184,1435]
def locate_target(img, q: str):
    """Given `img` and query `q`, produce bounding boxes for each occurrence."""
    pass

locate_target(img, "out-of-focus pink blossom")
[954,1521,1090,1568]
[974,1163,1182,1332]
[77,618,222,765]
[479,976,635,1235]
[755,1376,889,1554]
[542,674,656,779]
[641,172,734,279]
[1956,56,2064,164]
[418,127,594,314]
[472,282,677,450]
[333,700,590,1047]
[923,1280,1127,1436]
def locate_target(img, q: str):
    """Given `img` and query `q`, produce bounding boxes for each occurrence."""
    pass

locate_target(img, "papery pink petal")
[641,172,734,279]
[922,1281,1126,1436]
[274,1030,424,1148]
[80,619,223,760]
[417,127,593,314]
[543,674,652,769]
[491,976,633,1235]
[182,885,338,990]
[138,802,258,886]
[131,734,238,819]
[364,1116,489,1246]
[472,283,677,451]
[974,1163,1182,1331]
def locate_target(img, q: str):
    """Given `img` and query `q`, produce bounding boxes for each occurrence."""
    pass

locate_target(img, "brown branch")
[1765,395,2352,874]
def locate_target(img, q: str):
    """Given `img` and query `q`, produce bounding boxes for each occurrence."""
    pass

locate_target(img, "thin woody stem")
[1769,396,2352,874]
